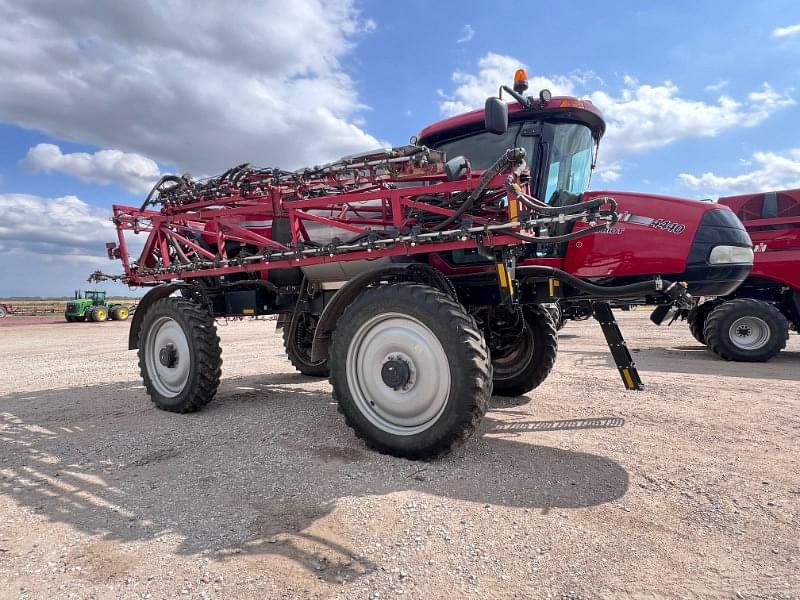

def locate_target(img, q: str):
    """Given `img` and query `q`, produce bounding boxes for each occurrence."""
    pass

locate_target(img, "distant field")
[0,298,138,316]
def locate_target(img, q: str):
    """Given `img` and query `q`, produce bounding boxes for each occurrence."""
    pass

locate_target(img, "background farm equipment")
[94,70,753,459]
[684,188,800,361]
[65,290,131,322]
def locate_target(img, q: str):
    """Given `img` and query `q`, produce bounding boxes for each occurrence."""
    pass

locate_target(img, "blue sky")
[0,0,798,296]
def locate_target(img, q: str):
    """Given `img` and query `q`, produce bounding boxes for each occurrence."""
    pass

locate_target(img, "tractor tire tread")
[329,283,491,460]
[492,304,558,397]
[687,300,718,345]
[138,297,222,413]
[704,298,788,362]
[282,319,330,378]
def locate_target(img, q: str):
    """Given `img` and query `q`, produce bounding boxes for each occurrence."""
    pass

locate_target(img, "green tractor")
[65,290,130,323]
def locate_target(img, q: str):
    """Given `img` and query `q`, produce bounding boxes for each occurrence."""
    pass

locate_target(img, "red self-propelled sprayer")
[95,70,752,458]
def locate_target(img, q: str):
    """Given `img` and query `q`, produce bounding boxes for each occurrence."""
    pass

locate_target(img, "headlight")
[709,245,754,265]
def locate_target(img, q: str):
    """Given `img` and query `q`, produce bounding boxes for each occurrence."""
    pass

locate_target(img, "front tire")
[283,312,329,377]
[138,297,222,413]
[704,298,788,362]
[490,305,558,397]
[686,300,718,344]
[329,283,492,459]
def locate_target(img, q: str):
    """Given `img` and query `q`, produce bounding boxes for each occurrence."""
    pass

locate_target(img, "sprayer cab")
[415,73,751,306]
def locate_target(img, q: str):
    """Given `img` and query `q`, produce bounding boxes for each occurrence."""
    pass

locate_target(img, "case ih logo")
[618,213,686,234]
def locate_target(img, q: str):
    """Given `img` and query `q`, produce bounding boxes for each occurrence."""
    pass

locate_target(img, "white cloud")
[705,80,729,93]
[772,23,800,38]
[0,194,147,296]
[0,194,114,262]
[596,162,622,183]
[22,143,161,193]
[436,54,794,182]
[438,53,580,116]
[457,24,475,44]
[590,82,794,168]
[679,149,800,194]
[0,1,381,175]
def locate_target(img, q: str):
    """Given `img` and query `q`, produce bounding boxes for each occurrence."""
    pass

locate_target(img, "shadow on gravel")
[637,347,800,381]
[559,346,800,382]
[0,374,629,582]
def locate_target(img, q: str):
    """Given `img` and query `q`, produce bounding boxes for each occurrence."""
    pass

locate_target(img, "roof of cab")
[417,97,606,145]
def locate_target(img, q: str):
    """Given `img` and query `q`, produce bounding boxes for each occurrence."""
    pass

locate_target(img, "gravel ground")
[0,313,798,599]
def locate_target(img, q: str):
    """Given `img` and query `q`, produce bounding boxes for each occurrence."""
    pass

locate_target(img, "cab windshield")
[433,121,595,202]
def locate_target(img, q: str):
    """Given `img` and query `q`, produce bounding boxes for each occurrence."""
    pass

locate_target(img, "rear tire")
[491,305,558,397]
[687,300,718,344]
[110,306,130,321]
[283,312,329,377]
[329,283,492,459]
[704,298,788,362]
[138,297,222,413]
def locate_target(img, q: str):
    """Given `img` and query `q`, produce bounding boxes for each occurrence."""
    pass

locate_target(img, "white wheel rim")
[144,316,191,398]
[0,306,6,317]
[346,313,450,436]
[728,316,770,350]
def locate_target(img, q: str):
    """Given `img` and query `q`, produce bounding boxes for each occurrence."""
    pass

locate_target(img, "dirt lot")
[0,313,797,599]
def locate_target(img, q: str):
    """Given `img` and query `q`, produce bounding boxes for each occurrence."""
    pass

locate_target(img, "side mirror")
[484,97,508,135]
[444,156,469,181]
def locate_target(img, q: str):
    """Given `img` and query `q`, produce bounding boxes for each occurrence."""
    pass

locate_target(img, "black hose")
[432,147,526,232]
[506,179,618,217]
[505,216,618,245]
[220,163,250,182]
[520,194,617,217]
[141,175,186,210]
[516,265,673,299]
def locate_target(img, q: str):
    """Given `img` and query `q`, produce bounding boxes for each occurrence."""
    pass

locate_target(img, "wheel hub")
[728,316,770,350]
[159,343,178,368]
[381,357,411,389]
[346,313,450,435]
[144,316,191,398]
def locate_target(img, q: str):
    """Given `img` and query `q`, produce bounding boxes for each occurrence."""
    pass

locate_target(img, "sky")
[0,0,799,297]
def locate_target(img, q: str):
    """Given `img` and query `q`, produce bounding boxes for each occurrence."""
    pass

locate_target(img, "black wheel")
[85,308,96,322]
[686,300,718,344]
[0,305,6,318]
[65,313,74,323]
[489,305,558,397]
[545,303,565,331]
[704,299,789,362]
[283,312,329,377]
[329,283,492,459]
[137,297,222,413]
